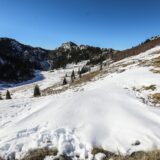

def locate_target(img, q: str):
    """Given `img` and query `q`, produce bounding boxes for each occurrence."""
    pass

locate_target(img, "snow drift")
[0,46,160,159]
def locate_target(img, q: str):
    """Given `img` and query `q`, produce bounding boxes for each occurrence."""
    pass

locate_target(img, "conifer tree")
[34,84,41,97]
[63,77,67,85]
[71,70,75,79]
[6,90,11,99]
[0,93,3,100]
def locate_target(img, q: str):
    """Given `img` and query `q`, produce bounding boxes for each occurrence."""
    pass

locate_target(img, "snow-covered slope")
[1,46,160,159]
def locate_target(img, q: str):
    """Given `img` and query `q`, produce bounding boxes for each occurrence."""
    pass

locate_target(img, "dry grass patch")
[142,85,156,91]
[150,56,160,68]
[112,150,160,160]
[42,85,69,96]
[150,69,160,74]
[72,70,103,86]
[121,61,136,68]
[92,147,115,158]
[42,70,103,96]
[149,93,160,104]
[92,147,160,160]
[21,148,58,160]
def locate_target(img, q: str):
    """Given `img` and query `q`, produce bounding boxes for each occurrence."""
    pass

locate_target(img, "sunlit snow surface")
[0,47,160,159]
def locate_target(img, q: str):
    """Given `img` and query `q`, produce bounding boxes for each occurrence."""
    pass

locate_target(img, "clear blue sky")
[0,0,160,50]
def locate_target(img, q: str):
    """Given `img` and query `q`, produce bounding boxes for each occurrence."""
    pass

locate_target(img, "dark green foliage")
[63,77,67,85]
[6,90,11,99]
[143,39,150,44]
[71,70,75,83]
[0,93,3,100]
[34,85,41,97]
[49,45,103,69]
[0,57,33,82]
[86,54,106,66]
[71,70,75,79]
[0,38,46,82]
[79,65,90,74]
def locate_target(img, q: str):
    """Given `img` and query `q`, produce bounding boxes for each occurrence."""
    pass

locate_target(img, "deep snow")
[0,47,160,159]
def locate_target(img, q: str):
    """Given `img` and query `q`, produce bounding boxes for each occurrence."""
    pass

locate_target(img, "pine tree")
[71,70,76,83]
[63,77,67,85]
[71,70,75,79]
[0,93,3,100]
[6,90,11,99]
[34,85,41,97]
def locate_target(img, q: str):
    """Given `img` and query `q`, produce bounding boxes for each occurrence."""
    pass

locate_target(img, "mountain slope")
[0,38,115,82]
[0,46,160,159]
[0,38,50,82]
[112,36,160,61]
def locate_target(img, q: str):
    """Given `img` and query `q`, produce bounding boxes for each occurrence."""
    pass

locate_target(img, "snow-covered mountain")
[1,36,160,81]
[0,38,115,82]
[49,41,115,69]
[1,41,160,159]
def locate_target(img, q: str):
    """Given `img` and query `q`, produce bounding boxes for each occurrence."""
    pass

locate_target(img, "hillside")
[0,38,114,82]
[0,38,50,82]
[0,45,160,159]
[112,36,160,61]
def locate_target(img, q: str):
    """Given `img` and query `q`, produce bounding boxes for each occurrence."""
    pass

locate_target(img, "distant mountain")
[0,38,50,82]
[0,38,115,82]
[49,41,115,69]
[60,41,78,50]
[1,36,159,82]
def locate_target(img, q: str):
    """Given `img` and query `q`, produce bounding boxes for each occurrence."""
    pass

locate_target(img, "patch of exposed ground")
[19,147,160,160]
[149,93,160,105]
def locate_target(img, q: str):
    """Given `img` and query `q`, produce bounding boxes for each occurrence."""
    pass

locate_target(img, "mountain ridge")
[0,36,160,82]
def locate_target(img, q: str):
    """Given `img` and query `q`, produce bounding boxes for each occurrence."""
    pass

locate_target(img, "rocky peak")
[60,41,78,50]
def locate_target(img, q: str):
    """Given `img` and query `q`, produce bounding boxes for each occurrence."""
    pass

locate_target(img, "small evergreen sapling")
[0,93,3,100]
[71,70,75,79]
[6,90,11,99]
[63,77,67,85]
[34,85,41,97]
[71,70,76,82]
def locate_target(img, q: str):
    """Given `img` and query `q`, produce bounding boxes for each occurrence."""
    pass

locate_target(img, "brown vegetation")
[112,37,160,61]
[150,56,160,68]
[42,70,104,96]
[21,148,58,160]
[92,147,160,160]
[150,69,160,74]
[149,93,160,104]
[142,85,156,91]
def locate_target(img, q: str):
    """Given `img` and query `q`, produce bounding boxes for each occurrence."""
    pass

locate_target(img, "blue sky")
[0,0,160,50]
